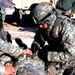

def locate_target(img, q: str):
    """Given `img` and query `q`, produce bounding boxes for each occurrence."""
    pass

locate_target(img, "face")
[38,23,48,29]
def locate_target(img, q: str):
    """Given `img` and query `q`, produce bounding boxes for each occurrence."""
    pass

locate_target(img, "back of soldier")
[48,14,75,75]
[58,15,75,75]
[54,14,73,27]
[54,14,75,61]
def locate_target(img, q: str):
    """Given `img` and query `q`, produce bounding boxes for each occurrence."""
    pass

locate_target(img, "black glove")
[31,42,39,53]
[15,38,27,49]
[6,32,12,43]
[38,46,48,63]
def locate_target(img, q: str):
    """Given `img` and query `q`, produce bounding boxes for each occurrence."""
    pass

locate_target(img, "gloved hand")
[4,65,16,75]
[6,32,12,43]
[31,42,39,53]
[15,38,27,49]
[20,48,32,56]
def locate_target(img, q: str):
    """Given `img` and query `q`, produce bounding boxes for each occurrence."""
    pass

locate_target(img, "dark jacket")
[56,0,75,12]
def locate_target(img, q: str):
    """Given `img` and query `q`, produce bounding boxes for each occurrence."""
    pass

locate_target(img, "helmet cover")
[31,2,55,25]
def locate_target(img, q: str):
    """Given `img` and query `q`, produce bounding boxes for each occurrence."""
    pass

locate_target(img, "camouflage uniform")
[0,38,22,57]
[31,2,75,73]
[0,37,22,75]
[31,14,75,60]
[0,9,22,74]
[0,8,21,57]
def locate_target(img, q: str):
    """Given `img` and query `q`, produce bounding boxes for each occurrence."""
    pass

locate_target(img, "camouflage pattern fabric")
[0,38,22,74]
[32,14,75,61]
[15,55,47,75]
[0,38,22,58]
[0,64,5,75]
[31,2,56,25]
[0,7,22,75]
[30,2,75,75]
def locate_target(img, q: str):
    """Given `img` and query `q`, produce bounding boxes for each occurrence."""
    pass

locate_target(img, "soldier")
[12,7,23,26]
[50,0,75,18]
[0,8,32,74]
[30,2,75,75]
[0,38,32,75]
[0,7,6,25]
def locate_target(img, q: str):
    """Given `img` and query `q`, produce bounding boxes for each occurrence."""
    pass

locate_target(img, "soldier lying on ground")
[30,2,75,75]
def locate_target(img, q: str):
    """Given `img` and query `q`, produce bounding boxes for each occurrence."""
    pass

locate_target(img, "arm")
[0,38,32,58]
[31,29,45,53]
[0,38,22,58]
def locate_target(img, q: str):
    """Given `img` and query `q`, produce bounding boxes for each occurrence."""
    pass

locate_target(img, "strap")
[37,8,55,24]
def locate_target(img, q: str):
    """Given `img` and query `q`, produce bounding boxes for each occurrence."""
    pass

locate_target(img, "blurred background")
[0,0,50,26]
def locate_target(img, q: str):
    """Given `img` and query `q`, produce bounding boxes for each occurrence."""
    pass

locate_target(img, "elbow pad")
[31,42,40,53]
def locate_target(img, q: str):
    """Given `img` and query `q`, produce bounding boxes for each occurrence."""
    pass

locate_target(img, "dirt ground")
[3,22,36,40]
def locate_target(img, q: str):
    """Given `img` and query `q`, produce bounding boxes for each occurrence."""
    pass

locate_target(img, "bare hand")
[4,65,16,75]
[20,48,32,55]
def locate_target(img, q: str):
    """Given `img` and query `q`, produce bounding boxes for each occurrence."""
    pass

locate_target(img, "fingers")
[20,48,32,55]
[25,49,32,55]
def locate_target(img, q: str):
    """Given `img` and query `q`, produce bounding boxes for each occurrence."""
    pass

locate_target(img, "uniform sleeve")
[31,29,45,53]
[34,29,45,47]
[61,19,75,56]
[0,38,22,58]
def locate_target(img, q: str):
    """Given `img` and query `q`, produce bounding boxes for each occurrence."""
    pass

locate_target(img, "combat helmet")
[31,2,56,25]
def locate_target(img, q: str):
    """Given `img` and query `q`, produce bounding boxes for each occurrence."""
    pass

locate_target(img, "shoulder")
[54,14,74,30]
[56,15,72,24]
[57,15,69,19]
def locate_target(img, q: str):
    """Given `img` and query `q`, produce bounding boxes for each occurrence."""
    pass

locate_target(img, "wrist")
[20,49,28,55]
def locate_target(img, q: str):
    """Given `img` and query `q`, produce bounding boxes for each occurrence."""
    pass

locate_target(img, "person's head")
[31,2,56,29]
